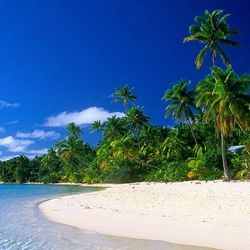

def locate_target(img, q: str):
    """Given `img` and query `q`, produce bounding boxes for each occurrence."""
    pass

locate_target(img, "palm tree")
[184,9,238,69]
[56,123,85,182]
[163,80,198,145]
[140,125,167,166]
[126,106,149,128]
[110,135,139,161]
[196,66,250,180]
[91,120,103,133]
[126,106,149,149]
[162,128,190,160]
[66,122,82,138]
[40,149,61,182]
[103,116,127,141]
[113,84,137,111]
[90,120,104,141]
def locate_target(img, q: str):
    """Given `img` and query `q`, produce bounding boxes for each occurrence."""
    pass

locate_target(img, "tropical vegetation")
[0,9,249,183]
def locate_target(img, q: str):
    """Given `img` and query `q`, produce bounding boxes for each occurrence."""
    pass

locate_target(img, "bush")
[83,166,103,184]
[188,149,223,180]
[145,162,189,182]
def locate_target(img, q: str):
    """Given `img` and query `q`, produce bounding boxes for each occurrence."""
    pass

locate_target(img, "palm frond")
[183,35,197,43]
[195,45,209,69]
[217,46,230,66]
[219,39,239,46]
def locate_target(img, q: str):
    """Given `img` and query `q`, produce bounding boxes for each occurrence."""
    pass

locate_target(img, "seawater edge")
[39,182,224,250]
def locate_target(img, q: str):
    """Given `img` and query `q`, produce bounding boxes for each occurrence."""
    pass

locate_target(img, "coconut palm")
[184,9,238,69]
[113,84,137,111]
[126,106,149,128]
[196,66,250,180]
[126,106,149,149]
[162,128,190,160]
[40,149,61,182]
[91,120,103,133]
[103,116,127,141]
[110,135,139,161]
[55,123,85,181]
[140,125,167,166]
[66,122,82,138]
[163,80,198,145]
[90,120,104,141]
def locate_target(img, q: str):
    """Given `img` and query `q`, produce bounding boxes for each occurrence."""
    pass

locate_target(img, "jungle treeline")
[0,10,249,183]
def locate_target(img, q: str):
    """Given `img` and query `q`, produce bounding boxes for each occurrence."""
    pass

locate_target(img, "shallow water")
[0,184,212,250]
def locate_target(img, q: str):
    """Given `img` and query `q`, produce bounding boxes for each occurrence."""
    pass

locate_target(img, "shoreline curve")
[39,181,250,250]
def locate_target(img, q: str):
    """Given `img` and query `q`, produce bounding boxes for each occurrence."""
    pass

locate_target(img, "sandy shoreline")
[39,181,250,250]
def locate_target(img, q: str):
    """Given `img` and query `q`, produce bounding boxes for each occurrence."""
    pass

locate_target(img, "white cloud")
[44,106,124,127]
[0,136,33,153]
[25,148,49,155]
[16,129,60,140]
[0,100,20,108]
[0,148,48,161]
[0,155,19,161]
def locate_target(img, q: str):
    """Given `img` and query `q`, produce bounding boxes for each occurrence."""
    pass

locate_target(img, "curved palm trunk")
[125,104,141,151]
[186,118,198,145]
[212,48,216,67]
[221,132,230,180]
[212,55,216,67]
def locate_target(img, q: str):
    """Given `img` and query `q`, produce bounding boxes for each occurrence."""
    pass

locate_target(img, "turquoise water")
[0,184,212,250]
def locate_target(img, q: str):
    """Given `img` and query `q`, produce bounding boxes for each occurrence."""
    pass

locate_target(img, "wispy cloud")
[0,148,49,161]
[6,120,19,125]
[16,129,60,140]
[44,106,124,127]
[0,136,33,153]
[25,148,49,155]
[0,155,19,161]
[0,127,5,133]
[0,100,20,108]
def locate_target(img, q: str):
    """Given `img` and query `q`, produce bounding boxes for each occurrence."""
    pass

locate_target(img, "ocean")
[0,184,211,250]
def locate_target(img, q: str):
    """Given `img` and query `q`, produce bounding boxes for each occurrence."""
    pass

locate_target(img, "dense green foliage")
[0,9,249,183]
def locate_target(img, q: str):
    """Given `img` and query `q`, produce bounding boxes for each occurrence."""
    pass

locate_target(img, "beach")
[39,181,250,250]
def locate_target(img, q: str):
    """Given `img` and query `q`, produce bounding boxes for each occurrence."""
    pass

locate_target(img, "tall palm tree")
[196,66,250,180]
[40,149,61,182]
[184,9,239,69]
[163,80,198,145]
[126,106,149,149]
[91,120,103,133]
[113,84,137,111]
[90,120,104,141]
[66,122,82,138]
[56,123,85,182]
[126,106,149,128]
[103,116,127,141]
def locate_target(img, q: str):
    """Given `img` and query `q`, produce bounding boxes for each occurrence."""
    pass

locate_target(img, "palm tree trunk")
[132,127,141,150]
[186,118,198,145]
[212,49,216,67]
[221,131,230,180]
[212,56,215,67]
[125,104,141,151]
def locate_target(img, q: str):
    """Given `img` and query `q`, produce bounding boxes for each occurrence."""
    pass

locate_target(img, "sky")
[0,0,249,160]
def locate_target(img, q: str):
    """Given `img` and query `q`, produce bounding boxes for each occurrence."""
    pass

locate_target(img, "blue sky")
[0,0,249,160]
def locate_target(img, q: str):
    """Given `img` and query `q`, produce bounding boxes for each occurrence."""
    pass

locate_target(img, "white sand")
[39,181,250,250]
